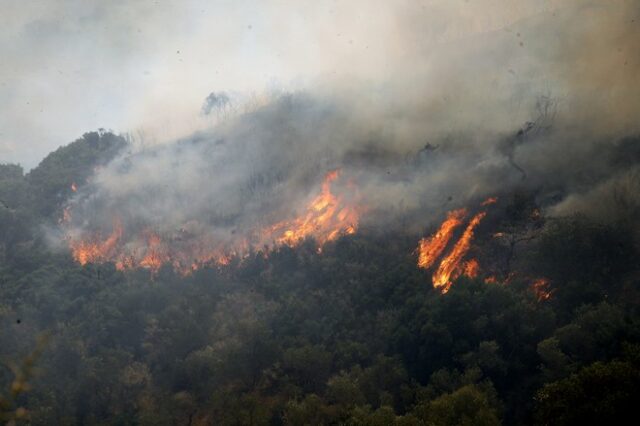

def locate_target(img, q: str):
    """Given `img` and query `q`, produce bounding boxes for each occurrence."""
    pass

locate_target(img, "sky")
[0,0,574,169]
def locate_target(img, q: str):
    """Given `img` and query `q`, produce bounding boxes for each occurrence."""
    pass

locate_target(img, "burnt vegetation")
[1,132,640,425]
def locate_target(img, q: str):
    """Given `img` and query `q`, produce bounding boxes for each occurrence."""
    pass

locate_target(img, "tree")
[535,358,640,425]
[412,384,502,426]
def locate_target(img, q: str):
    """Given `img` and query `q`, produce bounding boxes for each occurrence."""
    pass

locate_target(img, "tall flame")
[417,209,467,269]
[432,211,486,293]
[416,197,496,294]
[65,169,360,274]
[262,169,359,247]
[138,232,170,272]
[69,218,123,266]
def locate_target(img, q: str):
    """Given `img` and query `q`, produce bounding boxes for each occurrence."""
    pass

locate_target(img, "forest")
[1,130,639,425]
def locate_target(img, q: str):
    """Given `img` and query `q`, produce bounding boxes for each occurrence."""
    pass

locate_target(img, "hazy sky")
[0,0,605,169]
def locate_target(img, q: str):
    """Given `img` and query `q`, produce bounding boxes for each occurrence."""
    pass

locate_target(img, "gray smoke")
[61,0,640,252]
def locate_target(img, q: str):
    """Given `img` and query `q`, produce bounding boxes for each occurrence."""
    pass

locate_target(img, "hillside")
[1,130,639,425]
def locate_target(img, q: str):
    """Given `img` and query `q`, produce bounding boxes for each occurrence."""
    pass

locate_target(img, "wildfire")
[70,182,77,192]
[484,275,498,284]
[138,232,170,272]
[65,169,360,274]
[461,258,480,279]
[532,278,552,301]
[264,170,359,247]
[432,212,486,292]
[481,197,498,206]
[69,218,123,266]
[417,209,466,269]
[416,197,496,294]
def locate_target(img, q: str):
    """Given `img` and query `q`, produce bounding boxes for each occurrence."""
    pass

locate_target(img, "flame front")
[417,209,466,270]
[264,170,359,247]
[432,211,486,293]
[417,197,497,294]
[65,169,360,274]
[138,232,170,272]
[69,218,123,266]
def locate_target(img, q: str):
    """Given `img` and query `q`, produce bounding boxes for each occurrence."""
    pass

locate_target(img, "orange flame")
[139,232,170,273]
[69,218,123,266]
[481,196,498,206]
[263,169,359,247]
[484,275,498,284]
[447,258,481,285]
[532,278,552,301]
[461,258,480,278]
[416,197,499,294]
[70,182,77,192]
[66,169,360,274]
[417,209,467,269]
[432,211,486,293]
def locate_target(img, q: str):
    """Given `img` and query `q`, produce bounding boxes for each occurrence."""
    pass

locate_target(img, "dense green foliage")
[1,134,639,425]
[534,345,640,425]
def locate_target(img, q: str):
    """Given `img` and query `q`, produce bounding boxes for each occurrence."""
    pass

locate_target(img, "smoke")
[58,0,640,258]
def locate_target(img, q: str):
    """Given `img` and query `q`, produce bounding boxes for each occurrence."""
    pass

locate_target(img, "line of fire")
[61,171,550,300]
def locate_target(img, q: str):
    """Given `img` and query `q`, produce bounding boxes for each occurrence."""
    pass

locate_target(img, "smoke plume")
[58,0,640,265]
